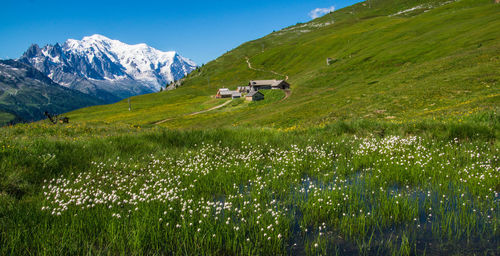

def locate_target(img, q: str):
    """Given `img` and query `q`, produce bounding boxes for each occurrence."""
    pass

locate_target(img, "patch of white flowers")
[40,136,498,251]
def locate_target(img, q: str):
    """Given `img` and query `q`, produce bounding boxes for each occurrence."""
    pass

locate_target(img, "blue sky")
[1,0,361,64]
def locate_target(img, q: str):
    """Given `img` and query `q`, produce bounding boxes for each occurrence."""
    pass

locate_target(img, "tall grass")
[0,120,498,255]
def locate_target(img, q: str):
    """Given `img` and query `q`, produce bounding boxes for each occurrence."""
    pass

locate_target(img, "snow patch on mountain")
[389,0,458,17]
[63,34,197,91]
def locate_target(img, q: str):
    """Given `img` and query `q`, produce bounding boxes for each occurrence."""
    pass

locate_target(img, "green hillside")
[68,0,499,129]
[2,1,499,255]
[0,111,16,125]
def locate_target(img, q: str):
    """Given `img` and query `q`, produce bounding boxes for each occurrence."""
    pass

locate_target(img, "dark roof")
[246,90,264,97]
[249,80,287,87]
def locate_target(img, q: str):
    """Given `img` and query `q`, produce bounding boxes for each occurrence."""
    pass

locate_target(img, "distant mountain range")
[0,35,197,125]
[19,34,197,102]
[0,59,102,125]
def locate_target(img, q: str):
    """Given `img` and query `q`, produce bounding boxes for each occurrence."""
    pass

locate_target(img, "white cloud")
[308,6,335,19]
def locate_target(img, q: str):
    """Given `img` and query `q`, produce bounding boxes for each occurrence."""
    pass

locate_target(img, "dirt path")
[153,100,231,125]
[245,57,288,81]
[154,118,174,125]
[187,100,232,116]
[280,89,292,102]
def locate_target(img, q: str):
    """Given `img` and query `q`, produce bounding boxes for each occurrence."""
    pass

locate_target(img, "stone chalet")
[249,80,290,91]
[216,88,241,99]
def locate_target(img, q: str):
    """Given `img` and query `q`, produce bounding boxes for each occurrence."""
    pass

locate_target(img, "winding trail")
[187,100,232,116]
[154,117,174,125]
[245,57,289,81]
[280,89,292,102]
[153,100,231,125]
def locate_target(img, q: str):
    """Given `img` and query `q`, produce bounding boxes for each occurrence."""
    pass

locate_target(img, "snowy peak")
[18,35,197,102]
[84,34,112,41]
[62,34,197,89]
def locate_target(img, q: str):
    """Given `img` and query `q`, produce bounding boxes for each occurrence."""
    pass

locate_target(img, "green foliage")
[0,122,498,255]
[0,111,16,126]
[249,90,285,106]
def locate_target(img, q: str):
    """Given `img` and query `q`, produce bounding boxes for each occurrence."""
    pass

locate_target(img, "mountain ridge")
[19,34,197,102]
[0,59,103,124]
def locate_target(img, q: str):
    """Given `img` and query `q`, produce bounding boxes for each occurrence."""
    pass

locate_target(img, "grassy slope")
[0,111,16,125]
[67,0,499,129]
[2,2,500,254]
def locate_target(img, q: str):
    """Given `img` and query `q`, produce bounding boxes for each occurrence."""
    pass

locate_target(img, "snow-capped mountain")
[19,34,197,102]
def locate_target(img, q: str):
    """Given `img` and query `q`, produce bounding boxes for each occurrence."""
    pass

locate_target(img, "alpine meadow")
[0,0,499,255]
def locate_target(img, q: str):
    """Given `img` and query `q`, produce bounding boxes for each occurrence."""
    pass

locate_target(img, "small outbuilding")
[216,88,233,98]
[232,92,242,99]
[245,90,264,101]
